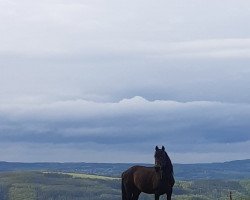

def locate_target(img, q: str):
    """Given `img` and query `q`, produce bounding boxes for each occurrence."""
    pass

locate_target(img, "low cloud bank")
[0,96,249,162]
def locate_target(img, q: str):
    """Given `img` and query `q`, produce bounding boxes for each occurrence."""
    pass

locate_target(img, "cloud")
[1,0,250,59]
[1,0,250,163]
[0,142,155,163]
[152,39,250,59]
[1,141,249,163]
[0,96,250,162]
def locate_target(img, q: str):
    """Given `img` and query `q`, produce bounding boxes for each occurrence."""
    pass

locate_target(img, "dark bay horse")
[122,146,175,200]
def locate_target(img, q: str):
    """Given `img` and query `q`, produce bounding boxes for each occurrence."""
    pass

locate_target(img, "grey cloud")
[1,141,249,163]
[1,59,250,104]
[1,0,250,163]
[0,96,249,163]
[1,97,250,146]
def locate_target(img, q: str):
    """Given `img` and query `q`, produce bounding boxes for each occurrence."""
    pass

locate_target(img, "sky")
[0,0,250,164]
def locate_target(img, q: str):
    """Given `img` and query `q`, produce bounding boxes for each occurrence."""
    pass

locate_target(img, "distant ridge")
[0,159,250,180]
[174,159,250,180]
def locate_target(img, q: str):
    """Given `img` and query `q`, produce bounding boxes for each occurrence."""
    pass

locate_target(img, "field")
[0,171,249,200]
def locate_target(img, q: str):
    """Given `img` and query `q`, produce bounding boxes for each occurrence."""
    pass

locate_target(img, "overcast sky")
[1,0,250,164]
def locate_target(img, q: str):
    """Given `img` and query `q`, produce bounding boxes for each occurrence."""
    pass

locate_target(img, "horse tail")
[121,174,127,200]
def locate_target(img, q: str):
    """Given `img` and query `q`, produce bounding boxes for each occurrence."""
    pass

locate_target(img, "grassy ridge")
[56,172,120,180]
[0,171,121,200]
[0,171,249,200]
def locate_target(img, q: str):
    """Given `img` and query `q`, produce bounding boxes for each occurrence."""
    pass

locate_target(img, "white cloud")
[1,0,250,59]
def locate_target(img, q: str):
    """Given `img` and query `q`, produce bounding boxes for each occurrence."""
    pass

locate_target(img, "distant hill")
[0,159,250,180]
[174,159,250,180]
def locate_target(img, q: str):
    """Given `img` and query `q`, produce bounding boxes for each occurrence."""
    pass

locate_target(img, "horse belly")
[137,184,155,194]
[142,179,169,195]
[133,173,157,194]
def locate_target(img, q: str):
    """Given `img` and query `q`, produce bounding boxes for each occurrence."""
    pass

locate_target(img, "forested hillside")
[0,159,250,180]
[0,160,249,199]
[0,171,249,200]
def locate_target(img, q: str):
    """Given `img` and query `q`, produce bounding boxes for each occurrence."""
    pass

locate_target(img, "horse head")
[155,145,174,187]
[154,146,167,169]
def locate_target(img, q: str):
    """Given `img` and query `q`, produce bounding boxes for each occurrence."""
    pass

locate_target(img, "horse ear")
[155,146,159,151]
[162,146,165,151]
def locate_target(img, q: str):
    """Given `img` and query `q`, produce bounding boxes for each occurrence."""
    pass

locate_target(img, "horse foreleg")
[166,187,173,200]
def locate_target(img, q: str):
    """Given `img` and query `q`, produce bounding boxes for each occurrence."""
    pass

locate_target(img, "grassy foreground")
[0,171,249,200]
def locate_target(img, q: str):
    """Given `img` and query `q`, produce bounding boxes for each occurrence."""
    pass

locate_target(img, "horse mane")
[164,151,174,175]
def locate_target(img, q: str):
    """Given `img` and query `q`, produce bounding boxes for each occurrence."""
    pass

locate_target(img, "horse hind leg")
[131,189,141,200]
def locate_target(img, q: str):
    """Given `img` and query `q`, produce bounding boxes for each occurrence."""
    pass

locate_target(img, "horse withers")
[121,146,175,200]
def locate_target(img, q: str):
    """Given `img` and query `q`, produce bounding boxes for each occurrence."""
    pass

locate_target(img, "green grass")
[0,171,249,200]
[51,172,120,181]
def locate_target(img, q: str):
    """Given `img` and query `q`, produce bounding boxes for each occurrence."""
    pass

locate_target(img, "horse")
[121,146,175,200]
